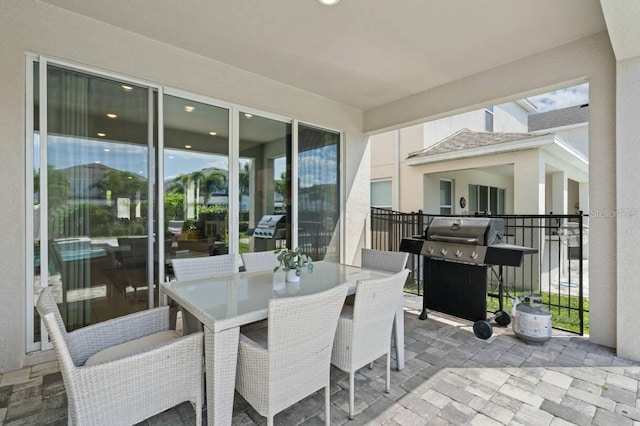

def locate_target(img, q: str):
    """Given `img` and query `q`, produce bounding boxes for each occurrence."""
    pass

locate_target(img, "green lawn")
[487,291,589,335]
[404,279,589,335]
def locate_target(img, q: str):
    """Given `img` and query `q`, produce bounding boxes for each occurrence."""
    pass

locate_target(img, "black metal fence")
[371,207,588,335]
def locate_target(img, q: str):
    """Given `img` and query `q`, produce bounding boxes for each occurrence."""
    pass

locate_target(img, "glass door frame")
[159,88,236,284]
[25,55,345,352]
[25,54,161,351]
[294,120,345,262]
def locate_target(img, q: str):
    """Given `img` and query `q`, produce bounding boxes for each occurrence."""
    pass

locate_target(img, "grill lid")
[426,217,504,246]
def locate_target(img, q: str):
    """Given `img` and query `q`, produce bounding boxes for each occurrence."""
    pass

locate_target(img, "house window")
[485,106,494,132]
[371,180,392,209]
[440,179,453,215]
[468,184,505,214]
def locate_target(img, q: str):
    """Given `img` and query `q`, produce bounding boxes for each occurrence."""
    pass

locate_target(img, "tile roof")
[528,104,589,131]
[407,129,551,159]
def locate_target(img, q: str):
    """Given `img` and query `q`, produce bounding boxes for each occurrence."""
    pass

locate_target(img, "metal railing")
[371,207,588,335]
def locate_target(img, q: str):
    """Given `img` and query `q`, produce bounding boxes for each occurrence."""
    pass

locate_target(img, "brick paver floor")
[2,294,639,425]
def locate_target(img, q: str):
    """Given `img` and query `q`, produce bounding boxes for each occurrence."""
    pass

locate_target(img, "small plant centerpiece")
[274,248,313,282]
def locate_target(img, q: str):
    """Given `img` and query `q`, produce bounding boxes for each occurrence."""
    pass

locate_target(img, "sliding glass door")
[238,112,291,267]
[33,63,154,337]
[28,58,343,350]
[163,94,230,272]
[297,124,340,262]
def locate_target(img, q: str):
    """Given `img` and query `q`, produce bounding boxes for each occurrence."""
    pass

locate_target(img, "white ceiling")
[41,0,606,111]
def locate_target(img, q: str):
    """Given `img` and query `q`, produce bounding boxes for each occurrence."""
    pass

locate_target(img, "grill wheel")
[473,320,493,340]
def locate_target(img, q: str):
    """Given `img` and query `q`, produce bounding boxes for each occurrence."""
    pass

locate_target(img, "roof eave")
[406,134,554,166]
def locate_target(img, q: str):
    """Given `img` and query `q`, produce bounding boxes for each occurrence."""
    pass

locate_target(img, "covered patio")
[3,0,640,424]
[2,294,639,425]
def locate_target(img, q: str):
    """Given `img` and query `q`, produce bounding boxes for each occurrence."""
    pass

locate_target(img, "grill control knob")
[455,250,462,258]
[441,248,448,256]
[427,247,434,254]
[470,251,478,260]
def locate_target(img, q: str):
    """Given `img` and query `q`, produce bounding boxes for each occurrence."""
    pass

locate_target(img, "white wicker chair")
[171,254,237,334]
[235,284,349,426]
[361,248,409,273]
[359,248,410,370]
[171,253,236,280]
[331,269,410,419]
[36,286,203,426]
[241,251,279,272]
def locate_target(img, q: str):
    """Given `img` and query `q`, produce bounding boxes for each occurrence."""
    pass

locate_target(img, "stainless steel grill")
[250,214,287,251]
[402,217,536,266]
[252,214,287,239]
[400,216,537,339]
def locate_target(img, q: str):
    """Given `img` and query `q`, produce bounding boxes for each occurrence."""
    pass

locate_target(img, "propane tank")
[513,294,551,345]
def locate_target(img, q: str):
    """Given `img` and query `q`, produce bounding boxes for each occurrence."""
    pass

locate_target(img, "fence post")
[578,211,584,336]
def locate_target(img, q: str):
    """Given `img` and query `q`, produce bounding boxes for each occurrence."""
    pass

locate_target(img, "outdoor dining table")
[160,260,406,426]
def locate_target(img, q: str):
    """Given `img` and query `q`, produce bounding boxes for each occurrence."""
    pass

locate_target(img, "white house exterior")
[371,103,589,217]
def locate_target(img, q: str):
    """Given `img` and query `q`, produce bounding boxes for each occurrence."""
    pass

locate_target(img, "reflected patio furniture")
[168,220,184,236]
[49,238,107,330]
[240,251,279,272]
[36,286,203,425]
[331,269,410,419]
[114,236,148,300]
[235,284,348,426]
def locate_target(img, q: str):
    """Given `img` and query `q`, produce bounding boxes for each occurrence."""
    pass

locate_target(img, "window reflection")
[163,95,230,269]
[39,65,151,332]
[238,113,291,267]
[298,125,340,262]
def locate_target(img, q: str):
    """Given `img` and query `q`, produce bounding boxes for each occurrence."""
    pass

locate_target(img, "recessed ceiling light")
[94,161,101,164]
[209,131,217,136]
[97,132,106,137]
[185,145,192,149]
[139,171,144,174]
[127,176,133,180]
[103,148,110,152]
[184,106,195,112]
[168,156,174,159]
[318,0,340,5]
[121,85,133,91]
[106,113,118,118]
[244,113,253,118]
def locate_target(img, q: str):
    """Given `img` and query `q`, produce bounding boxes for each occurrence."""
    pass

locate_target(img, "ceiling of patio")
[41,0,606,112]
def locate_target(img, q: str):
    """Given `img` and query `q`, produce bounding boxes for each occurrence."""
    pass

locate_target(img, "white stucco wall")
[555,126,590,159]
[616,56,640,361]
[423,110,485,148]
[494,102,529,132]
[365,32,617,351]
[422,169,514,215]
[0,1,367,372]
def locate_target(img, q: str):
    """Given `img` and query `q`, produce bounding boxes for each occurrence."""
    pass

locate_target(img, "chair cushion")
[241,327,269,349]
[84,330,180,366]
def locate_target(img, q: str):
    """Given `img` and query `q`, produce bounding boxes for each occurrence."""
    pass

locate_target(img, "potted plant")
[274,247,313,282]
[183,220,200,240]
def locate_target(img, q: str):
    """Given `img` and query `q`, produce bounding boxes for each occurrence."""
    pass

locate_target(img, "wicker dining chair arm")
[67,306,171,366]
[66,332,203,425]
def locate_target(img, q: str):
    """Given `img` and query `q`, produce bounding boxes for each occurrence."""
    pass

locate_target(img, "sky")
[528,83,589,112]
